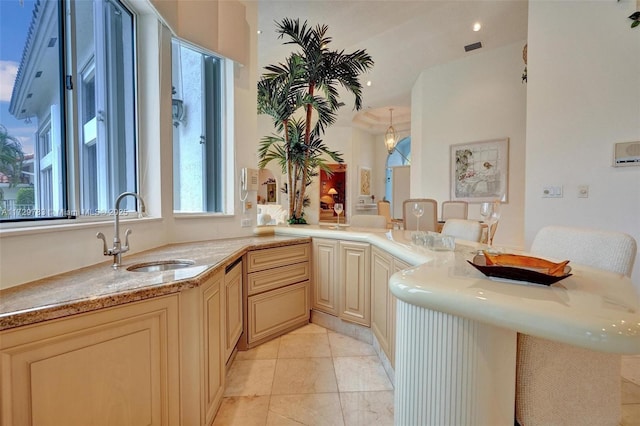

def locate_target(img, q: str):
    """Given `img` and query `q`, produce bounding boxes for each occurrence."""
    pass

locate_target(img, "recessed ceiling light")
[366,81,372,87]
[473,22,482,32]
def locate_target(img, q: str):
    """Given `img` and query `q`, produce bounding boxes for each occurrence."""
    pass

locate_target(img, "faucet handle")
[96,232,109,255]
[123,228,132,251]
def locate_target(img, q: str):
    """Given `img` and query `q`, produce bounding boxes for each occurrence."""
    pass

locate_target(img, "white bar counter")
[275,225,640,425]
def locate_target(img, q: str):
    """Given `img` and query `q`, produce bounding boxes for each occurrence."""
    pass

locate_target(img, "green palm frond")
[257,17,373,220]
[0,124,25,186]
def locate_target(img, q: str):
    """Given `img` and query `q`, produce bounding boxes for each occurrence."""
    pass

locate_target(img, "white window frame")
[172,38,234,215]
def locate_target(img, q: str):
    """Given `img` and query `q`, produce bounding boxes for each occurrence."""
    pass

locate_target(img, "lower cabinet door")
[0,296,180,426]
[247,281,310,344]
[312,238,339,315]
[371,247,393,360]
[339,241,371,326]
[225,260,243,362]
[203,275,224,425]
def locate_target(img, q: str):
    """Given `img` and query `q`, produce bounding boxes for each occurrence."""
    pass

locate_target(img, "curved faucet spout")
[114,192,146,244]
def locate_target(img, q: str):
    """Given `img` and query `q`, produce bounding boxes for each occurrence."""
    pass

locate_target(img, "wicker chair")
[441,201,468,220]
[403,199,438,232]
[377,200,393,229]
[441,219,482,242]
[350,214,387,229]
[516,226,637,426]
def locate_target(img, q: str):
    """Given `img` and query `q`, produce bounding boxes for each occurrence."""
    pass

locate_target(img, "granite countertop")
[0,235,310,331]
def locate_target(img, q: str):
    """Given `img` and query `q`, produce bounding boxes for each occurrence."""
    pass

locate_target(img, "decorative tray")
[467,253,572,286]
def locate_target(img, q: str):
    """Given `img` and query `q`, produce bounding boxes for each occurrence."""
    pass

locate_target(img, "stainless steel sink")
[127,260,195,272]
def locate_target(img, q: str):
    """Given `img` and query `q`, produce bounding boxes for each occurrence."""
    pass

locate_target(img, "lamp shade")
[320,195,334,205]
[328,188,338,195]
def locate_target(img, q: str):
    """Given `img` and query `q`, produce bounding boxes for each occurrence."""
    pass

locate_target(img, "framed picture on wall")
[450,138,509,203]
[359,166,371,196]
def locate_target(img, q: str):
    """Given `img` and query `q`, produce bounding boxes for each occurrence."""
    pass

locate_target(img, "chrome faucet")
[96,192,146,269]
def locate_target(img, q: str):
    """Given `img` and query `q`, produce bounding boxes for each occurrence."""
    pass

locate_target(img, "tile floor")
[213,323,394,426]
[213,323,640,426]
[622,355,640,426]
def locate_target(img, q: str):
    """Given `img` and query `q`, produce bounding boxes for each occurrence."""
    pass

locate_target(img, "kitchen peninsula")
[274,225,640,425]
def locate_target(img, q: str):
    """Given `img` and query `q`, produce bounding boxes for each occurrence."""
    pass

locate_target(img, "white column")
[394,300,517,426]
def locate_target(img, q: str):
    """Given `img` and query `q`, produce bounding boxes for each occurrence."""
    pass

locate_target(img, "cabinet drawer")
[247,262,310,296]
[247,281,310,344]
[246,243,310,272]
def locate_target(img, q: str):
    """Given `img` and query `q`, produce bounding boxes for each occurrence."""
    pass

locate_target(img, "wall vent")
[464,42,482,52]
[613,141,640,167]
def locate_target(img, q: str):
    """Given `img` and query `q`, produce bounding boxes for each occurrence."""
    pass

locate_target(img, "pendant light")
[384,108,397,154]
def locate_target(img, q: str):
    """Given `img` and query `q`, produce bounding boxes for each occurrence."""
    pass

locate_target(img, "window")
[172,39,230,213]
[0,0,137,222]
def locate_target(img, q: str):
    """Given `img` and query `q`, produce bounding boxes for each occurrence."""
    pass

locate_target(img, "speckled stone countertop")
[0,235,310,331]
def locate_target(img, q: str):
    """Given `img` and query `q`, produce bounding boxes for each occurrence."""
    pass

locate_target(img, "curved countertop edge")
[0,236,311,331]
[275,225,640,355]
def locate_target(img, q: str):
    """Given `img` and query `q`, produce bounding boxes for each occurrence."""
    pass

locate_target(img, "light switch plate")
[577,185,589,198]
[542,186,563,198]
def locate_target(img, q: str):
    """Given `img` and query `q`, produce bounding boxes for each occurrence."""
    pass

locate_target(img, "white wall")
[411,41,528,250]
[525,0,640,287]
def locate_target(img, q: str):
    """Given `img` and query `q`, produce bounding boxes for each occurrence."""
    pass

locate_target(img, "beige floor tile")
[623,379,640,404]
[340,391,394,426]
[278,333,331,358]
[236,338,281,360]
[621,403,640,426]
[622,356,640,386]
[267,393,345,426]
[224,359,276,397]
[212,395,270,426]
[333,356,393,392]
[329,332,376,357]
[272,357,338,395]
[287,323,328,334]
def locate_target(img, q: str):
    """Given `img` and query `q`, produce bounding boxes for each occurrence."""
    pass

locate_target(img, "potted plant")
[257,18,374,223]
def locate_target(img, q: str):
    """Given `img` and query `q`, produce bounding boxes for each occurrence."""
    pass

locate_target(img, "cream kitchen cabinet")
[312,238,339,315]
[371,246,393,361]
[198,272,225,425]
[0,272,228,426]
[0,295,181,426]
[224,257,243,363]
[339,241,371,326]
[371,246,410,367]
[311,239,372,326]
[241,242,311,349]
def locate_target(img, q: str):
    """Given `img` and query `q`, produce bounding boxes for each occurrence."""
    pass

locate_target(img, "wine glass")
[479,202,493,224]
[412,203,424,231]
[333,203,344,229]
[487,201,501,246]
[480,201,501,248]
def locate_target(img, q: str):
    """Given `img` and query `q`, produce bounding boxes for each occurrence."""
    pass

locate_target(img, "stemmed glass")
[479,202,492,224]
[412,203,424,232]
[480,201,501,248]
[333,203,344,229]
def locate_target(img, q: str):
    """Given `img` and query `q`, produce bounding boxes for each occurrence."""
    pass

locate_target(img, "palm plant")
[0,124,25,185]
[257,18,374,222]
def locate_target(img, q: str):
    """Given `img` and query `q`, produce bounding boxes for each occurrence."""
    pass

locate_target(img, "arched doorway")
[385,137,411,217]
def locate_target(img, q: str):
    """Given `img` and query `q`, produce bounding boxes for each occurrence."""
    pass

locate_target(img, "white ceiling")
[257,0,529,133]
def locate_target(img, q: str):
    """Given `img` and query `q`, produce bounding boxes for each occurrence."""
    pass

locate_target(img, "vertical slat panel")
[394,300,516,425]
